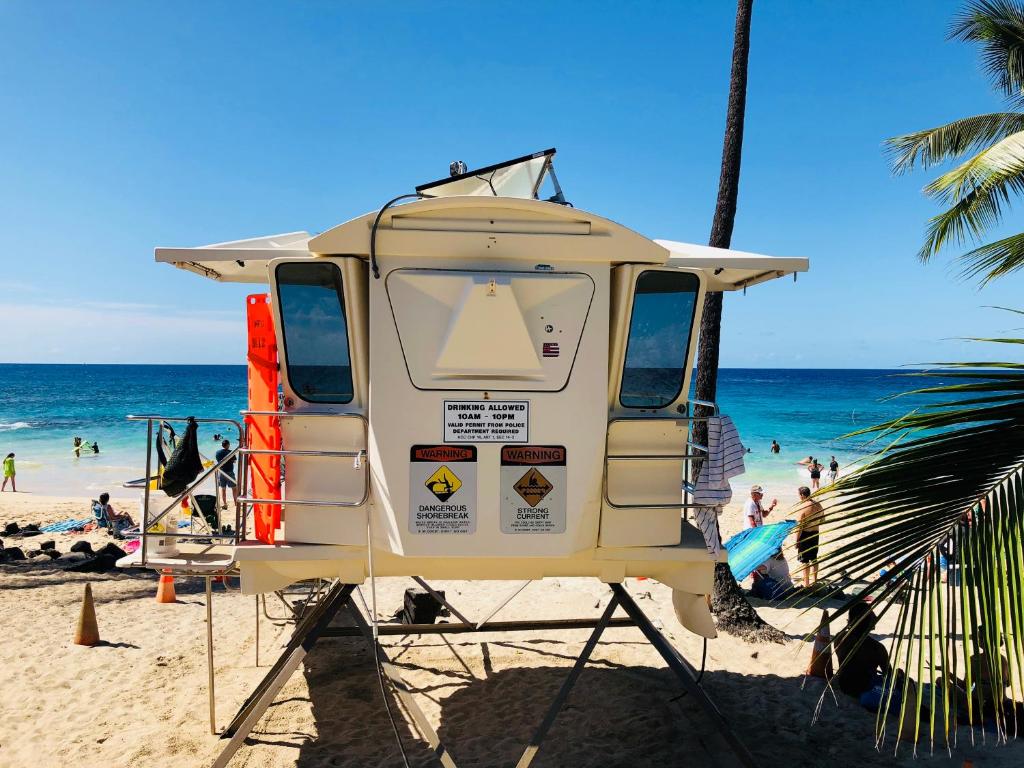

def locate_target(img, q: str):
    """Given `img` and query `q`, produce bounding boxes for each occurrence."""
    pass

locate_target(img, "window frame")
[274,260,355,405]
[618,268,701,410]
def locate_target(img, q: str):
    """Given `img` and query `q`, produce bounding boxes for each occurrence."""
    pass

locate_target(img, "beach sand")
[1,492,1021,768]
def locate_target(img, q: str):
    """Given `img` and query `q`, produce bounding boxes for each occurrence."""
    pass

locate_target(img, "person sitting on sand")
[2,452,16,492]
[795,486,824,588]
[94,492,134,532]
[835,603,891,699]
[744,484,777,529]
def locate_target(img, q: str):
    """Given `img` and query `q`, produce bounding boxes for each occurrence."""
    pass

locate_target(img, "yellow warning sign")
[425,465,462,502]
[514,467,553,507]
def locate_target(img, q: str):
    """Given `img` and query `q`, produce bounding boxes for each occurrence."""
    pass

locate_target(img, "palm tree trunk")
[695,0,784,644]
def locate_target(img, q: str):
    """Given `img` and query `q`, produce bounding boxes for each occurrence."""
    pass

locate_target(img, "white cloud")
[2,301,245,364]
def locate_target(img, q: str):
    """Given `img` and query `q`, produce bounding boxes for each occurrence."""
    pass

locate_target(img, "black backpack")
[161,417,204,496]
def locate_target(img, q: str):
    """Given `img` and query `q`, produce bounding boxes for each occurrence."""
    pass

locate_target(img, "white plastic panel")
[386,269,595,391]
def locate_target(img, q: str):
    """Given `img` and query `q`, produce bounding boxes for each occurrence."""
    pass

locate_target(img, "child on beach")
[2,452,15,492]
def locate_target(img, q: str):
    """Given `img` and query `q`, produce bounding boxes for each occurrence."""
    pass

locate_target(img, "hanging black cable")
[370,193,424,279]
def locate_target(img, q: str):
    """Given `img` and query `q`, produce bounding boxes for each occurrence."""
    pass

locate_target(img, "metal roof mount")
[415,148,566,203]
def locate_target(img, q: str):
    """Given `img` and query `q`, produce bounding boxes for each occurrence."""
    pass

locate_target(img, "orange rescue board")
[246,294,281,544]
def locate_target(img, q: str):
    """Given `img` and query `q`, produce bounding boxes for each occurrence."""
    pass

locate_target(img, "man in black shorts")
[795,486,824,587]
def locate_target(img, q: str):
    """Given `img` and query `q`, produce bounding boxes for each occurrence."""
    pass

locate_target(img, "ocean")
[0,364,939,499]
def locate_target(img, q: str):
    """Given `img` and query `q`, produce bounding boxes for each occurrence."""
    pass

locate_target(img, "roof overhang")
[155,231,312,283]
[655,239,809,291]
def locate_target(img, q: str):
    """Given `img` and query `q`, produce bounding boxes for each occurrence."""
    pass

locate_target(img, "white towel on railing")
[694,505,722,558]
[691,414,746,506]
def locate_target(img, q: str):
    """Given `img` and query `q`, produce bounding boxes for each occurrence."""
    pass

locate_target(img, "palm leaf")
[810,337,1024,752]
[952,0,1024,103]
[887,113,1024,174]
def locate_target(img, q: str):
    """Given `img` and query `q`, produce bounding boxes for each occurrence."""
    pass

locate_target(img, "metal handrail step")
[607,453,704,461]
[238,496,363,508]
[239,447,365,458]
[242,410,361,418]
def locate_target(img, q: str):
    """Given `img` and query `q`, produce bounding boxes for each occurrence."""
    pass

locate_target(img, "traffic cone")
[155,570,176,603]
[74,583,100,646]
[806,609,834,678]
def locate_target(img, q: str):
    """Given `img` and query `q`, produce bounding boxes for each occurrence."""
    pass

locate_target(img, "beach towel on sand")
[40,518,93,533]
[724,520,797,582]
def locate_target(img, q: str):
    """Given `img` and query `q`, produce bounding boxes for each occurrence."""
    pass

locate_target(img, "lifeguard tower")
[124,149,807,768]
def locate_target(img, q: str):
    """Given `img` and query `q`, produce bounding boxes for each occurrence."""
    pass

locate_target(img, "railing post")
[141,418,153,567]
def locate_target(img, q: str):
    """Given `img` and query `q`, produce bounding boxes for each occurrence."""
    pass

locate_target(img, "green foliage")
[885,1,1024,283]
[815,336,1024,750]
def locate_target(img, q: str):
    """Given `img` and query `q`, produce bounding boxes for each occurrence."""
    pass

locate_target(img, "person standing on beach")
[744,484,777,528]
[215,439,238,511]
[808,458,823,491]
[795,486,824,587]
[827,455,839,484]
[770,440,780,454]
[2,452,16,492]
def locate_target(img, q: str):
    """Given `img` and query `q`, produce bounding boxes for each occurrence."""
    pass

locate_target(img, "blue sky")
[1,0,1021,367]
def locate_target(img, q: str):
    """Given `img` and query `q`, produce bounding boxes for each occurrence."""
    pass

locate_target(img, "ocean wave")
[0,421,32,432]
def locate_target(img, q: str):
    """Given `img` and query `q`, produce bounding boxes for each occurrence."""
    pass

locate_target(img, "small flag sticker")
[542,342,560,357]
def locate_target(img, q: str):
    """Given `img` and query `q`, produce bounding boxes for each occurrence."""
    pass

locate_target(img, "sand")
[1,491,1021,768]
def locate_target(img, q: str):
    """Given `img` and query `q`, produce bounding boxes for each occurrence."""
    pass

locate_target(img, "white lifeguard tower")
[124,149,807,767]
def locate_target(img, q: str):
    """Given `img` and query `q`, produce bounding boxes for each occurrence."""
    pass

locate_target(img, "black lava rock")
[41,549,61,559]
[94,542,127,560]
[70,541,94,555]
[26,549,43,558]
[4,522,20,535]
[23,523,39,532]
[3,547,26,561]
[64,555,116,573]
[40,540,56,551]
[18,529,41,538]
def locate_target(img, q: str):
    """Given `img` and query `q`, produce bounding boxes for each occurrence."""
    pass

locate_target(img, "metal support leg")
[475,580,531,629]
[413,576,472,624]
[206,576,216,736]
[347,603,459,768]
[514,596,619,768]
[214,582,355,768]
[610,583,758,768]
[254,594,260,667]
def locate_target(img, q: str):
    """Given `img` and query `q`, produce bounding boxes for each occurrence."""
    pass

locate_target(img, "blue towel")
[40,518,94,533]
[724,520,797,581]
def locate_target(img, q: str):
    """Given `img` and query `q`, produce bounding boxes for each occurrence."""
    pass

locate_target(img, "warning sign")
[444,400,529,443]
[500,445,566,534]
[410,445,476,534]
[514,468,553,506]
[425,466,462,502]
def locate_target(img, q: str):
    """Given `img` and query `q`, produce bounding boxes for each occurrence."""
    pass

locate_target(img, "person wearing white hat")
[744,484,777,529]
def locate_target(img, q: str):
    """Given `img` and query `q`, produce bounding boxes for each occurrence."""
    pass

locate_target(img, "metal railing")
[128,410,370,568]
[127,415,245,567]
[602,398,720,515]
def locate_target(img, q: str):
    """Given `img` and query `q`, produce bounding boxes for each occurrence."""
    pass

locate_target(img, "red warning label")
[500,446,566,466]
[411,445,477,462]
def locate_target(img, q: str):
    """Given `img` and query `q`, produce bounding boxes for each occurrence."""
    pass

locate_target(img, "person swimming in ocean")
[770,440,780,454]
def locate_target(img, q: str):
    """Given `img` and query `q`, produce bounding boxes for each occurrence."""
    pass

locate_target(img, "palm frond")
[952,0,1024,103]
[916,131,1024,262]
[887,113,1024,174]
[958,231,1024,283]
[812,345,1024,751]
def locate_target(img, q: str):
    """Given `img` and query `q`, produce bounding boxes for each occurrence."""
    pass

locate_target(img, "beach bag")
[161,417,203,496]
[751,571,781,600]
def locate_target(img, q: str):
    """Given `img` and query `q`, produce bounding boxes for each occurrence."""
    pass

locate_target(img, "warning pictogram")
[425,466,462,502]
[514,467,553,507]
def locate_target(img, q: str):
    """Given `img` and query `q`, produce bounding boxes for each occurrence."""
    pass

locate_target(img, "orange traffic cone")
[74,583,100,646]
[155,570,176,603]
[806,609,834,678]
